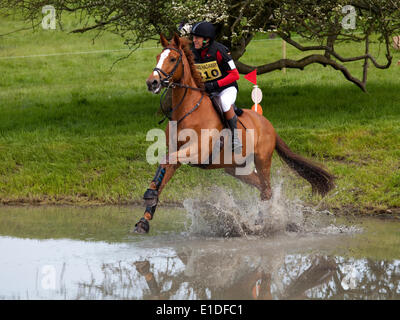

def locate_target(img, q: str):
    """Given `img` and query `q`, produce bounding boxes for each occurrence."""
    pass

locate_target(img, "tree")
[1,0,399,91]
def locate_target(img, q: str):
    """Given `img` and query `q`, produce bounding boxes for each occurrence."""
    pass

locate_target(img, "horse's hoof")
[133,218,150,234]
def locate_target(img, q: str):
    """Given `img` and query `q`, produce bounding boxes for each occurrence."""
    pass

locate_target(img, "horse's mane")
[171,37,204,89]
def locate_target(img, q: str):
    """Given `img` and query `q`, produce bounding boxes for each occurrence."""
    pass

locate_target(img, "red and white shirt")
[191,41,240,93]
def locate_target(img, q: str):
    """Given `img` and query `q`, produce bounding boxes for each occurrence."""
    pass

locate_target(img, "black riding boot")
[226,115,242,154]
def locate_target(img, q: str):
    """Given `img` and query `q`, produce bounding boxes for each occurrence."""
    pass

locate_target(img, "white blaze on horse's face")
[152,49,171,94]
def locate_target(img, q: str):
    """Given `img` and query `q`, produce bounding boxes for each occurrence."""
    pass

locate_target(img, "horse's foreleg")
[134,161,181,234]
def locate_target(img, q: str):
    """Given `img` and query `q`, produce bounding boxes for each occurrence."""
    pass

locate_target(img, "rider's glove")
[204,80,219,93]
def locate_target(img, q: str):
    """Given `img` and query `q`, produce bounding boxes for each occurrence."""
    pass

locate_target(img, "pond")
[0,199,399,300]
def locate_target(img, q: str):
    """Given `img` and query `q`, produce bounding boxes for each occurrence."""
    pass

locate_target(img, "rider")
[190,21,242,153]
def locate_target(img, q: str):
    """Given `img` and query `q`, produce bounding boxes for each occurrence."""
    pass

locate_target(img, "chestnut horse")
[133,33,334,233]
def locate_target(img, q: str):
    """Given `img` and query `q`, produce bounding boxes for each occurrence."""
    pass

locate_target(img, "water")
[183,183,361,237]
[0,187,399,299]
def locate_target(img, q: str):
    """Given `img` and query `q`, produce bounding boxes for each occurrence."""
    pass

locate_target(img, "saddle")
[209,92,244,129]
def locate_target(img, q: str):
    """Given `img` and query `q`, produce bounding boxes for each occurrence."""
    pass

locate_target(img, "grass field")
[0,13,399,214]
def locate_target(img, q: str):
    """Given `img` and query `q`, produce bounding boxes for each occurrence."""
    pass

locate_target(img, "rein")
[154,47,205,125]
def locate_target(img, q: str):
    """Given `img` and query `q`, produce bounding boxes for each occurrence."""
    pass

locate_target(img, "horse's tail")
[275,134,335,196]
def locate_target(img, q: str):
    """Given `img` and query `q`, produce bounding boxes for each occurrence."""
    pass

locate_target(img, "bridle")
[153,47,183,87]
[153,46,205,125]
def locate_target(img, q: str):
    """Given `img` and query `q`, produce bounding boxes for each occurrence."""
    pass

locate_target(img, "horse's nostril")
[146,79,156,90]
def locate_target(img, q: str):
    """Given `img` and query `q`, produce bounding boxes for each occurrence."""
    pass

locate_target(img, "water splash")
[182,176,362,238]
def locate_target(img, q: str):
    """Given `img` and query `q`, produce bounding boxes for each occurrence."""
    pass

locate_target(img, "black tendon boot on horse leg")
[134,166,166,234]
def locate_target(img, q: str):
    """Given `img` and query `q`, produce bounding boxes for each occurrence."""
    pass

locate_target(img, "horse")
[133,33,335,233]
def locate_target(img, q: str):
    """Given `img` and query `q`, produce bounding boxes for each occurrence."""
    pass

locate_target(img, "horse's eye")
[170,58,176,62]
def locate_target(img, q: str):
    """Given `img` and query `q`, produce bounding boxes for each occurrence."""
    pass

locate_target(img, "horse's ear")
[160,33,169,48]
[173,32,181,48]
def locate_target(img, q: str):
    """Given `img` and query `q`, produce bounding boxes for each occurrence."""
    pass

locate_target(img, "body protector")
[191,41,239,94]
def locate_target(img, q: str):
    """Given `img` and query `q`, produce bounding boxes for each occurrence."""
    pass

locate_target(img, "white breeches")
[216,86,237,112]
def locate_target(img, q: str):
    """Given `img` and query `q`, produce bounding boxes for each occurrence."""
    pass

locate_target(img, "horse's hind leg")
[224,167,263,191]
[254,153,273,201]
[134,162,181,234]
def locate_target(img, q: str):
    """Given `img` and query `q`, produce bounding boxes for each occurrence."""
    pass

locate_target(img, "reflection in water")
[74,242,400,300]
[0,234,400,300]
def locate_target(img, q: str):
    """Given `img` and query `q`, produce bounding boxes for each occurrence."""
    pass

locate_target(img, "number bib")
[195,60,222,81]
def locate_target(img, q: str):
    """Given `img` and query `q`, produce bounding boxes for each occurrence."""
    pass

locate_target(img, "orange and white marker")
[244,69,263,115]
[251,85,263,115]
[244,69,263,174]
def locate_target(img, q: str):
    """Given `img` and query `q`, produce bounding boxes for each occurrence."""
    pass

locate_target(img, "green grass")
[0,13,399,213]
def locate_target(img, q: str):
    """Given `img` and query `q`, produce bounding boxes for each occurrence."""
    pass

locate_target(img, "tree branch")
[70,14,124,33]
[279,33,392,69]
[235,54,367,92]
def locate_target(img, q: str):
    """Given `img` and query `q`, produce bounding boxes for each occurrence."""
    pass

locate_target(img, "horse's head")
[146,33,185,94]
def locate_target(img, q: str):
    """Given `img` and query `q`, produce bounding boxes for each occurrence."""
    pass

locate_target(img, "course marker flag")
[244,69,257,85]
[244,69,263,115]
